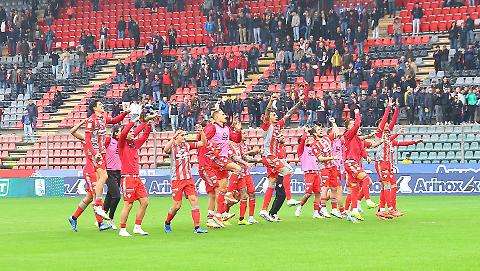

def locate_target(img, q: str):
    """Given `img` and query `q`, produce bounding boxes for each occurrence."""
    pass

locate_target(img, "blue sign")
[60,163,480,196]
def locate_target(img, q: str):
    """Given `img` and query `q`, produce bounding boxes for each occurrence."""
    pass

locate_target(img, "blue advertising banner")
[60,163,480,197]
[0,178,64,198]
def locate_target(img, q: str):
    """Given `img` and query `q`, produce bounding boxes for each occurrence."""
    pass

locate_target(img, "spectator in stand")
[291,11,300,41]
[253,15,261,44]
[169,98,179,131]
[355,26,366,56]
[278,65,287,95]
[168,26,177,49]
[387,0,396,18]
[392,17,402,46]
[151,74,161,105]
[411,3,423,36]
[238,13,247,44]
[92,0,99,11]
[21,109,33,142]
[371,7,381,39]
[99,23,108,51]
[45,27,55,52]
[459,23,468,49]
[25,70,34,97]
[117,16,126,39]
[236,53,247,85]
[465,15,474,46]
[465,88,478,123]
[433,46,442,72]
[159,97,169,131]
[27,100,38,130]
[61,49,71,79]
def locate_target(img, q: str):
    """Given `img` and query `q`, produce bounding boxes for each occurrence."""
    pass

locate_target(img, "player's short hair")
[88,99,99,113]
[344,119,352,128]
[111,125,120,138]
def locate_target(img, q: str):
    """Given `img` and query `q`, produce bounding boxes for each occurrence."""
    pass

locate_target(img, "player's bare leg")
[329,187,343,218]
[319,187,331,218]
[93,168,109,219]
[132,197,149,235]
[119,202,133,237]
[164,200,182,233]
[237,187,249,225]
[259,177,276,221]
[187,195,208,233]
[295,193,312,217]
[68,193,93,232]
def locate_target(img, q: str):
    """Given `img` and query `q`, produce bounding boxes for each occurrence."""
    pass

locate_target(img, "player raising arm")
[163,129,208,234]
[117,114,156,237]
[84,100,128,219]
[67,119,112,232]
[259,93,302,221]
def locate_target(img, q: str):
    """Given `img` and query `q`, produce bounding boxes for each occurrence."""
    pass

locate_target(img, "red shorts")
[228,174,255,194]
[321,166,341,188]
[199,166,219,194]
[83,172,97,195]
[92,154,107,170]
[375,161,395,185]
[344,160,365,186]
[121,176,148,203]
[304,172,321,194]
[262,155,287,179]
[210,157,231,180]
[171,178,197,201]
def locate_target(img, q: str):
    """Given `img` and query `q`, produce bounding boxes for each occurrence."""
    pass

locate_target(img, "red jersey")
[316,137,335,168]
[277,142,287,159]
[261,117,286,157]
[343,111,367,162]
[170,142,199,181]
[81,142,95,175]
[196,133,209,167]
[118,121,151,175]
[84,111,127,157]
[228,142,250,176]
[375,134,418,163]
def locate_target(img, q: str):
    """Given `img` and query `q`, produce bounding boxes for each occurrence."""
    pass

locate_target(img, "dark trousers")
[269,175,286,216]
[104,170,121,219]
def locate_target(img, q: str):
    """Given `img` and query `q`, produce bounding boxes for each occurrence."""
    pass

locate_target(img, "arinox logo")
[149,179,171,195]
[0,180,9,197]
[413,176,480,194]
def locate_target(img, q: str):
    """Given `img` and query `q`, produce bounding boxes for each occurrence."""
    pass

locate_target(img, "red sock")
[135,218,142,225]
[72,207,84,219]
[95,213,103,223]
[391,187,398,210]
[239,199,247,219]
[345,194,351,210]
[339,205,345,213]
[331,201,337,209]
[120,223,126,228]
[361,177,371,200]
[217,192,226,214]
[191,208,200,226]
[94,198,103,206]
[165,211,176,224]
[313,202,320,211]
[378,188,387,208]
[350,186,360,209]
[248,198,255,216]
[283,174,292,200]
[262,187,274,210]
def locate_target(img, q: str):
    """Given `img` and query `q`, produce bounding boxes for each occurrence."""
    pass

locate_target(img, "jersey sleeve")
[229,127,242,143]
[134,123,151,149]
[204,123,216,140]
[106,111,128,124]
[84,117,97,157]
[375,106,391,138]
[260,117,270,131]
[105,136,111,147]
[188,142,199,150]
[388,106,399,131]
[297,133,307,156]
[118,121,135,149]
[392,139,419,147]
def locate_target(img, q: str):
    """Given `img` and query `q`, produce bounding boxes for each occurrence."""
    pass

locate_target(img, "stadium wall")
[0,164,479,198]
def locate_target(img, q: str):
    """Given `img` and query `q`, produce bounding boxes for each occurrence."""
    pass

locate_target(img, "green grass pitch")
[0,196,479,271]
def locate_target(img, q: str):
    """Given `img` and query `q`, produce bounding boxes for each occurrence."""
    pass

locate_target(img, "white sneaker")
[294,205,302,217]
[247,216,259,224]
[312,210,323,219]
[93,205,110,220]
[133,225,149,235]
[109,220,118,230]
[320,207,331,218]
[286,199,301,206]
[119,228,131,237]
[331,209,344,219]
[259,210,274,222]
[206,218,222,228]
[366,199,377,208]
[271,214,282,222]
